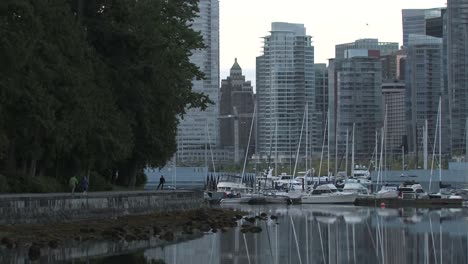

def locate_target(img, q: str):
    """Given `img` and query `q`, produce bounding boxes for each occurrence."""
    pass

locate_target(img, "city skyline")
[220,0,446,87]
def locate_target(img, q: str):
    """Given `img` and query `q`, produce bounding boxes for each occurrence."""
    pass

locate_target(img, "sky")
[219,0,446,87]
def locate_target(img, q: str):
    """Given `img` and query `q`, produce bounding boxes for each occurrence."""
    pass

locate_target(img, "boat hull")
[301,193,357,204]
[355,197,463,208]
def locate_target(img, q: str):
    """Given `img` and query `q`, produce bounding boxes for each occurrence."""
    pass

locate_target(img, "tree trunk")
[128,159,138,189]
[5,141,16,174]
[29,159,37,178]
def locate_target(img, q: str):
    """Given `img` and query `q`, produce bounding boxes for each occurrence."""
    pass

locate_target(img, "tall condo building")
[315,63,328,153]
[402,8,445,47]
[219,59,255,164]
[405,35,450,159]
[256,22,315,164]
[447,0,468,156]
[329,50,383,167]
[176,0,219,165]
[382,82,406,156]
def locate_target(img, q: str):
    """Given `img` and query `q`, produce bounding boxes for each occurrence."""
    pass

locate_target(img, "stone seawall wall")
[0,190,204,225]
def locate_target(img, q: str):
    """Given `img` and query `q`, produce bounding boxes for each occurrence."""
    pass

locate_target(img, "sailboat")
[428,98,462,200]
[220,104,291,204]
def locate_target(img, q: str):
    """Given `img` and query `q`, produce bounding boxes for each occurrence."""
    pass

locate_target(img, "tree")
[74,0,212,187]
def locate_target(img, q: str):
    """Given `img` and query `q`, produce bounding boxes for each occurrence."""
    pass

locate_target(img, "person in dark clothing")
[157,175,165,190]
[80,177,89,194]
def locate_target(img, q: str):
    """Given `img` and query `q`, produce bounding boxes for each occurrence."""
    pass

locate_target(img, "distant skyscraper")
[219,59,255,163]
[405,35,449,158]
[380,50,407,156]
[315,63,328,153]
[335,39,398,60]
[176,0,219,164]
[329,50,383,165]
[402,8,445,47]
[256,22,315,164]
[382,82,406,155]
[380,50,406,82]
[447,0,468,156]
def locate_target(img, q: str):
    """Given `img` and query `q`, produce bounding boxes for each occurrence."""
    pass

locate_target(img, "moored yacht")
[301,184,357,204]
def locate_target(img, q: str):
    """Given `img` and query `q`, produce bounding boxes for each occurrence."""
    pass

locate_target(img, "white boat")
[220,192,292,204]
[216,174,253,193]
[219,197,251,204]
[274,173,302,190]
[353,164,370,179]
[342,182,372,198]
[301,184,357,204]
[375,184,399,198]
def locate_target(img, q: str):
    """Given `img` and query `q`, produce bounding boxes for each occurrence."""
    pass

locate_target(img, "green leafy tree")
[74,0,212,187]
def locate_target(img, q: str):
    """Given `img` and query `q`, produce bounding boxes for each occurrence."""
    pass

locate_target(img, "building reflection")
[142,205,468,264]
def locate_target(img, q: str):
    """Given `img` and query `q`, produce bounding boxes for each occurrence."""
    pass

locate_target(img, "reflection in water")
[86,206,468,263]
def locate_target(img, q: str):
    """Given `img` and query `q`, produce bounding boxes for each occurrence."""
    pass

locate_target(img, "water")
[75,204,468,264]
[2,205,467,263]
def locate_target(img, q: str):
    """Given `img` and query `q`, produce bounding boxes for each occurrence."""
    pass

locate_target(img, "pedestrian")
[69,176,78,194]
[80,177,89,194]
[157,175,165,190]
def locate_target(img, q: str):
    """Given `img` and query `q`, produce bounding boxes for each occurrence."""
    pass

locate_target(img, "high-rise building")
[329,50,383,166]
[380,50,407,156]
[382,82,406,155]
[405,35,450,158]
[380,50,406,82]
[447,0,468,156]
[402,8,445,47]
[176,0,219,165]
[335,39,398,60]
[256,22,315,164]
[219,59,255,163]
[314,63,328,153]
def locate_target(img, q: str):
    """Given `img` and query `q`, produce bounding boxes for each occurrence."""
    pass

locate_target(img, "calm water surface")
[82,204,468,264]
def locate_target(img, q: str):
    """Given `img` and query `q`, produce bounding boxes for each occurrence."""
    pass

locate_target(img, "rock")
[246,217,256,223]
[161,231,175,242]
[125,234,137,242]
[221,228,228,233]
[240,228,249,233]
[153,226,162,236]
[270,215,278,220]
[199,224,211,232]
[1,237,15,249]
[211,228,218,233]
[48,240,59,249]
[28,244,41,261]
[260,213,267,218]
[80,227,95,233]
[235,214,243,220]
[249,226,262,233]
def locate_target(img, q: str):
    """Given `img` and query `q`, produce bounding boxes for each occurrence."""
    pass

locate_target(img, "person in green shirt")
[69,176,78,194]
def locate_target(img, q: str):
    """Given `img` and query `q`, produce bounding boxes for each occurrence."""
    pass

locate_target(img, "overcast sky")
[219,0,446,85]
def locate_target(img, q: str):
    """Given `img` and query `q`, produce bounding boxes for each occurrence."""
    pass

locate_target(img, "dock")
[354,197,464,208]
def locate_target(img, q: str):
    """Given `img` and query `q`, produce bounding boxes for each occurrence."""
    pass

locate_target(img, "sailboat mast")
[275,119,278,177]
[345,129,349,178]
[327,111,330,177]
[438,98,442,184]
[351,123,355,180]
[241,104,256,185]
[466,117,468,159]
[424,119,428,170]
[305,103,308,174]
[318,112,328,182]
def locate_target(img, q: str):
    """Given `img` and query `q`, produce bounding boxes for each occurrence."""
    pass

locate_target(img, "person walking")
[157,175,165,190]
[80,177,89,194]
[69,176,78,194]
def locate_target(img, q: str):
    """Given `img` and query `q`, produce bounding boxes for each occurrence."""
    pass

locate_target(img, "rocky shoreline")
[0,207,250,261]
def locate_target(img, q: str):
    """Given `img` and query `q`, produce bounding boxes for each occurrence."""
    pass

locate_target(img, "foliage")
[0,0,210,192]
